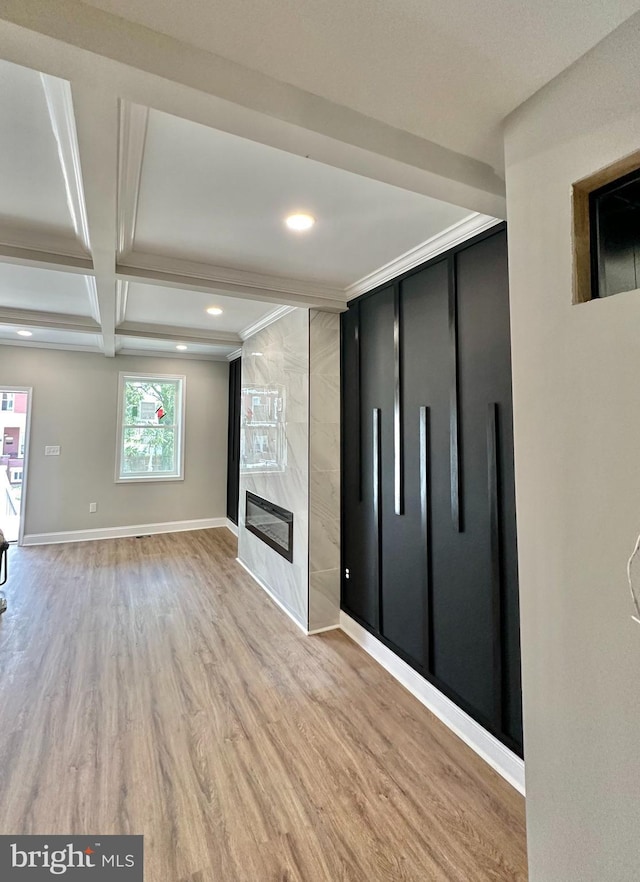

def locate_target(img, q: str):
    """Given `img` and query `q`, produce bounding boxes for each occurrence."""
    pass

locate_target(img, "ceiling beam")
[70,83,118,356]
[116,254,348,312]
[0,3,505,216]
[0,307,100,333]
[116,321,241,347]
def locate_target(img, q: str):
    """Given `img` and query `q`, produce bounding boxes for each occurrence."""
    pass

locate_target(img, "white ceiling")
[82,0,640,165]
[134,110,470,286]
[124,284,280,334]
[0,264,94,317]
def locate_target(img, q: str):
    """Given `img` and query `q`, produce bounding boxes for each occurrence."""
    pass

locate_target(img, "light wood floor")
[0,528,527,881]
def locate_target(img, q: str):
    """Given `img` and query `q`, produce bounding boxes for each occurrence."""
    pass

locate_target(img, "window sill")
[115,475,185,484]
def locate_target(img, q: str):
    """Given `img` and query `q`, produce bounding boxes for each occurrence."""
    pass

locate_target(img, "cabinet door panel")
[456,229,522,745]
[341,306,374,624]
[379,260,449,666]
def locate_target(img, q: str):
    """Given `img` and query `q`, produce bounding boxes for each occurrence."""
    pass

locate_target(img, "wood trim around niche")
[572,148,640,304]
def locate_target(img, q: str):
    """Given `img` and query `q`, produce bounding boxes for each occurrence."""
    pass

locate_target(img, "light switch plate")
[44,445,60,456]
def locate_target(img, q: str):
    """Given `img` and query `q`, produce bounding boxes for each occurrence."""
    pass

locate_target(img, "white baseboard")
[226,518,239,537]
[22,517,228,546]
[340,612,525,795]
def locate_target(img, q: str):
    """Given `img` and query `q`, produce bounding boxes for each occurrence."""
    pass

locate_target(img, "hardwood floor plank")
[0,528,527,881]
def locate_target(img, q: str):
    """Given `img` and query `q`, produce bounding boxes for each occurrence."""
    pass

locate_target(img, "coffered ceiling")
[0,55,492,361]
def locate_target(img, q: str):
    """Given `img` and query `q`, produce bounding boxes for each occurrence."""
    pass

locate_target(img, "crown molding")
[345,213,502,300]
[116,251,347,311]
[40,73,91,254]
[226,348,242,361]
[240,305,296,341]
[117,101,149,259]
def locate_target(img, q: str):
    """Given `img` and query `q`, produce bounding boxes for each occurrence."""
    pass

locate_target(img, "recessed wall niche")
[573,150,640,303]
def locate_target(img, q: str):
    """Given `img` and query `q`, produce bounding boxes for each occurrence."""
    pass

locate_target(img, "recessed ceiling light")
[285,213,315,232]
[176,344,188,351]
[206,306,223,316]
[17,330,32,337]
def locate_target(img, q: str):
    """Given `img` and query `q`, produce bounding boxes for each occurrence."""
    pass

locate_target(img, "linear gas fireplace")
[245,492,294,562]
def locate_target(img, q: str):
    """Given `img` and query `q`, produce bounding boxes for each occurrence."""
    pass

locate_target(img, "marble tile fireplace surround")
[237,307,340,633]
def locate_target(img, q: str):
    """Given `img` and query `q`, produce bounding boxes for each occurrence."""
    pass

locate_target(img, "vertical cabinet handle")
[487,401,503,730]
[394,286,404,515]
[448,258,461,531]
[372,408,382,632]
[419,406,433,672]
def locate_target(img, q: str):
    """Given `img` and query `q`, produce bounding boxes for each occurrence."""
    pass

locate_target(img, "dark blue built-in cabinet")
[341,224,522,755]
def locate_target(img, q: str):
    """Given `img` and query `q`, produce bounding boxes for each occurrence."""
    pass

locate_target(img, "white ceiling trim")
[115,279,128,325]
[117,347,229,362]
[40,73,91,254]
[116,252,347,310]
[71,84,119,357]
[0,306,100,333]
[345,213,502,300]
[0,242,93,274]
[117,101,148,258]
[84,275,101,323]
[116,320,240,346]
[0,221,91,261]
[226,348,242,361]
[239,305,296,341]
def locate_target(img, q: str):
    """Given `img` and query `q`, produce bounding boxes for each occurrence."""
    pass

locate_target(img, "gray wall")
[0,347,228,537]
[504,14,640,881]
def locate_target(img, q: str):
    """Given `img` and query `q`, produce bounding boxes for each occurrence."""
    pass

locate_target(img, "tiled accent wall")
[238,307,341,633]
[308,310,341,631]
[238,308,309,627]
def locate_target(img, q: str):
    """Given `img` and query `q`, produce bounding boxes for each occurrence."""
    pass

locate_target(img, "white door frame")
[0,386,33,546]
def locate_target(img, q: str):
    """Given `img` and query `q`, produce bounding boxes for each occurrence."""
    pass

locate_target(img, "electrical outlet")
[89,503,97,513]
[44,445,60,456]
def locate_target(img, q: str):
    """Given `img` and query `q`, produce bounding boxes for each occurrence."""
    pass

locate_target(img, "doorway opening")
[0,388,31,543]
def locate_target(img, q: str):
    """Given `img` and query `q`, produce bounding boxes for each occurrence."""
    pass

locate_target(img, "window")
[1,393,14,411]
[589,167,640,298]
[572,148,640,302]
[10,468,22,484]
[116,373,185,482]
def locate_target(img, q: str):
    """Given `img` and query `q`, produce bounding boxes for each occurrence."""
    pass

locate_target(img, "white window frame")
[115,372,186,483]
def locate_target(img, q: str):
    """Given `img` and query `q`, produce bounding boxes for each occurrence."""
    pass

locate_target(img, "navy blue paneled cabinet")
[341,224,523,755]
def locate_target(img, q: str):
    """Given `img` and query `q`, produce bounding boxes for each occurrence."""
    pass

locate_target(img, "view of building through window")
[0,391,27,542]
[118,375,184,480]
